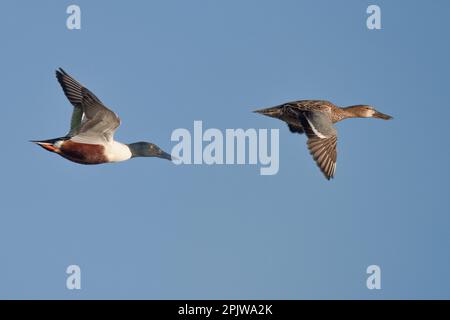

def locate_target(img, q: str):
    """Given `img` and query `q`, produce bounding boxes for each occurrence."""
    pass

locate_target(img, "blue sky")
[0,0,449,299]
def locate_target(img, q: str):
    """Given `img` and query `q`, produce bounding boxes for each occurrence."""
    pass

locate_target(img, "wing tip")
[56,67,67,74]
[55,68,66,83]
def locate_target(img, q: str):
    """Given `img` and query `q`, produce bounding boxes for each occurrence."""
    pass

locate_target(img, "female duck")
[254,100,392,180]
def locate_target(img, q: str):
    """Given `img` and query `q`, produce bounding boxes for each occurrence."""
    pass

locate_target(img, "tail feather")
[30,136,68,144]
[31,137,68,153]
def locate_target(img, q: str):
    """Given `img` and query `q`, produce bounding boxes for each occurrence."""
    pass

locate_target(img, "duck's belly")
[281,115,305,134]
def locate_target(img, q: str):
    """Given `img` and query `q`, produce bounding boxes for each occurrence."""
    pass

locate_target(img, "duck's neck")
[128,142,148,158]
[332,107,355,123]
[334,105,369,123]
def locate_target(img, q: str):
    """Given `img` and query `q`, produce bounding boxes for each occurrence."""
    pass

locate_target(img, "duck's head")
[343,105,393,120]
[128,142,172,160]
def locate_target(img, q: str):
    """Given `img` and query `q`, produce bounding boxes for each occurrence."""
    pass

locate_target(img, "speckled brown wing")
[306,136,337,180]
[298,110,338,180]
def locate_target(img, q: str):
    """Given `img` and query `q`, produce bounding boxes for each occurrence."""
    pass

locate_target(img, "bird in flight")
[32,68,172,164]
[254,100,392,180]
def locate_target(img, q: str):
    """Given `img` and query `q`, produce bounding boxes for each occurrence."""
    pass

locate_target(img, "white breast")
[104,141,132,163]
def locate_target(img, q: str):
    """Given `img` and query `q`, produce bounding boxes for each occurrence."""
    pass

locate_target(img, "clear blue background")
[0,0,449,299]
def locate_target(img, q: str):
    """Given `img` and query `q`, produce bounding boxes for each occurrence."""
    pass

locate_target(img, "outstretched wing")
[298,111,338,180]
[56,68,90,136]
[74,87,121,143]
[55,68,120,143]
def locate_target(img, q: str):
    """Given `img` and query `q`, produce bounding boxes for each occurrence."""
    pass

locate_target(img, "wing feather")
[298,111,338,180]
[55,68,121,143]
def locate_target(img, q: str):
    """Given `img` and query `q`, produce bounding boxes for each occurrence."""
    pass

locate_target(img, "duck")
[32,68,172,165]
[254,100,392,180]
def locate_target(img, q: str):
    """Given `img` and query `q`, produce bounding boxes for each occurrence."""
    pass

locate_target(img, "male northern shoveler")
[254,100,392,180]
[32,68,172,164]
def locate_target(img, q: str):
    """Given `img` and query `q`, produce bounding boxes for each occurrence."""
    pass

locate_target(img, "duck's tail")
[30,137,68,153]
[253,106,284,118]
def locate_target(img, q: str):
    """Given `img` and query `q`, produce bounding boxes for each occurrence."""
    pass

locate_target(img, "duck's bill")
[373,111,393,120]
[159,150,172,161]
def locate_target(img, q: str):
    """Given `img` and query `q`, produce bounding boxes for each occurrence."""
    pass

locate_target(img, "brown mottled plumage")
[254,100,392,180]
